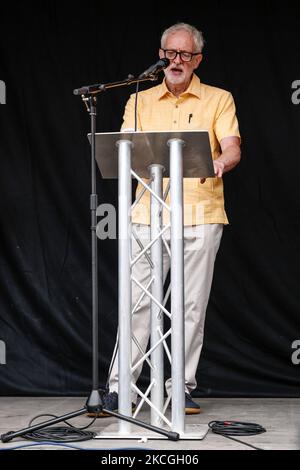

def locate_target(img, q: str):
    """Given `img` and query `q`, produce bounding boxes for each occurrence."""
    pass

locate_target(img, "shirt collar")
[157,73,202,100]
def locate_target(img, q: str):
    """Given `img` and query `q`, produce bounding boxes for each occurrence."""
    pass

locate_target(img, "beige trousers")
[109,223,223,397]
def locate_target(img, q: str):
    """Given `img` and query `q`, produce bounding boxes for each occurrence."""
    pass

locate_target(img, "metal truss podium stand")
[93,130,214,440]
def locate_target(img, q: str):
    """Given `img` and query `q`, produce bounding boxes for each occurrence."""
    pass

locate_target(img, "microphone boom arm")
[73,74,158,96]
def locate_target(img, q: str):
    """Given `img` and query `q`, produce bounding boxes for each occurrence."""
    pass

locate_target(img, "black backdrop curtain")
[0,1,300,396]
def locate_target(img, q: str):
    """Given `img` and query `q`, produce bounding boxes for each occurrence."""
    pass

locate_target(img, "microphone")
[138,58,170,79]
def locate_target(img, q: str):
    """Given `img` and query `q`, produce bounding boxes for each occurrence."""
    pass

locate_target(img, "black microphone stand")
[1,73,179,443]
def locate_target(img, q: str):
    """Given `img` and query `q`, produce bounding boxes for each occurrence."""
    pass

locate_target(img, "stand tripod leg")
[0,408,88,443]
[1,404,179,443]
[101,409,179,441]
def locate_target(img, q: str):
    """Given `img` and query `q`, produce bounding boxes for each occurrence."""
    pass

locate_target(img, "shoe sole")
[87,406,136,418]
[185,407,201,415]
[86,410,117,418]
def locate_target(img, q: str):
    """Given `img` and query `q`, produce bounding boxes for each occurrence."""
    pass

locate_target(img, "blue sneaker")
[185,393,201,415]
[102,391,119,415]
[87,392,135,418]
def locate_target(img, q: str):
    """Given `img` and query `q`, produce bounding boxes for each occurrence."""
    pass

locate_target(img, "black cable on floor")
[208,420,266,450]
[28,413,96,430]
[23,427,95,442]
[23,413,96,442]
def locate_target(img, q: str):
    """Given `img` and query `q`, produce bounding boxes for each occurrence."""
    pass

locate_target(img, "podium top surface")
[88,130,214,179]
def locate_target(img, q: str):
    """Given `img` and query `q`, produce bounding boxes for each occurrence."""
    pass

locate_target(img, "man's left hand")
[213,160,225,177]
[200,137,241,184]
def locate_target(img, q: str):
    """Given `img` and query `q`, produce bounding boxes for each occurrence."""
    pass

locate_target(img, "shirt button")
[173,120,177,124]
[175,105,178,108]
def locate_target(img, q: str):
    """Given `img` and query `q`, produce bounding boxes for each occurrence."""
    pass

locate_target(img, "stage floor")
[0,397,299,450]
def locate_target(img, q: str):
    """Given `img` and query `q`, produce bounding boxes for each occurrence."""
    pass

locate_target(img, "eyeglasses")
[161,49,201,62]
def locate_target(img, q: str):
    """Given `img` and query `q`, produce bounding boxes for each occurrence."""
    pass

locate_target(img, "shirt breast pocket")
[197,178,215,191]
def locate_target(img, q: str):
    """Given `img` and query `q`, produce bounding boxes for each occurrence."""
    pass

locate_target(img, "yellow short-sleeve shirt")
[122,74,240,225]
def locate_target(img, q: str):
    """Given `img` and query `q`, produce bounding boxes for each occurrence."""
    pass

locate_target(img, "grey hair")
[161,22,205,53]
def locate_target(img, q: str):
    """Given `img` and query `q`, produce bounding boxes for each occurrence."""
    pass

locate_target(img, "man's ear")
[194,53,203,70]
[159,48,164,59]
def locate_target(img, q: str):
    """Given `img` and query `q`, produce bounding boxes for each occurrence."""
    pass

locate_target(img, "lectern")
[92,130,214,440]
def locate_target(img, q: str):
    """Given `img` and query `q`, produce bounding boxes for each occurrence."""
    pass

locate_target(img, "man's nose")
[173,52,182,64]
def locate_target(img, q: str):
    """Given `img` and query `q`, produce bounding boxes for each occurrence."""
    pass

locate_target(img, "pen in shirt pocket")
[188,113,193,123]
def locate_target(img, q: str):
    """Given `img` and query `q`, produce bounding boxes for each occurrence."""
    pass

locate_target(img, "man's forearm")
[215,144,241,174]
